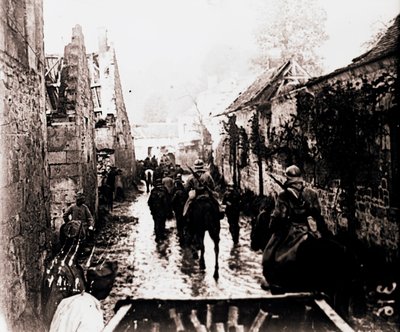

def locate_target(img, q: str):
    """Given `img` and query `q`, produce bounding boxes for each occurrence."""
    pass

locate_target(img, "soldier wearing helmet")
[185,159,215,192]
[268,165,326,234]
[61,191,95,245]
[261,165,329,291]
[183,159,218,217]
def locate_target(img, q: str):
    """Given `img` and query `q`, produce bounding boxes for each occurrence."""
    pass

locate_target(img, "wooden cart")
[104,292,354,332]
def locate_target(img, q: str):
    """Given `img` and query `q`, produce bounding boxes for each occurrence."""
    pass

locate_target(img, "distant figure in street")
[174,164,184,178]
[148,177,170,242]
[49,261,117,332]
[144,168,154,193]
[171,174,188,242]
[105,166,118,210]
[115,169,125,201]
[162,171,174,219]
[160,153,171,168]
[143,157,152,170]
[222,182,241,244]
[151,155,158,169]
[162,171,174,194]
[61,191,94,244]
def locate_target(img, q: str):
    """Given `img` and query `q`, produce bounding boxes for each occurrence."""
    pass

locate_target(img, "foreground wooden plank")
[314,299,354,332]
[103,304,132,332]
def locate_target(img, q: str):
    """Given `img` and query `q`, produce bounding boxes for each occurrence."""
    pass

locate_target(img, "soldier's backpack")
[42,247,86,326]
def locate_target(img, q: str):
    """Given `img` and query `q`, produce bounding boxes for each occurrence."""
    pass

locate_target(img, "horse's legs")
[208,222,220,280]
[154,215,166,242]
[227,213,240,244]
[199,233,206,270]
[213,238,219,280]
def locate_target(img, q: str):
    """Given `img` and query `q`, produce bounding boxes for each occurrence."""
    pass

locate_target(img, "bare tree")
[252,0,328,76]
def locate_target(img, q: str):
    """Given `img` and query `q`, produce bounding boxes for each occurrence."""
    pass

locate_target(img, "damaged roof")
[352,14,399,66]
[223,59,310,115]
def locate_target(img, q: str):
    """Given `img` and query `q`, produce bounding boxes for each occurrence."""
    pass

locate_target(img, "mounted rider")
[269,165,328,236]
[262,165,331,291]
[183,159,221,218]
[62,191,95,244]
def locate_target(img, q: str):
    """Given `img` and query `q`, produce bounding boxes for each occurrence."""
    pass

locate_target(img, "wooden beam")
[103,304,132,332]
[314,299,355,332]
[45,57,62,77]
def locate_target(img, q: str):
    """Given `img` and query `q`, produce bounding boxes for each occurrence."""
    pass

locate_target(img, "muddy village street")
[91,182,267,324]
[87,181,398,332]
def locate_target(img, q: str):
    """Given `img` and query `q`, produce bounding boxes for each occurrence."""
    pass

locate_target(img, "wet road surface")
[93,183,267,323]
[89,183,398,331]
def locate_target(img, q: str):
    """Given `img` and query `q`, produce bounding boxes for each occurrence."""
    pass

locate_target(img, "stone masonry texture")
[218,57,399,261]
[0,0,51,331]
[47,25,97,243]
[93,31,136,188]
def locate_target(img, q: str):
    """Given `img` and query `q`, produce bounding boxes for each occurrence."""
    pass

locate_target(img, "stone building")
[300,15,399,256]
[89,29,136,188]
[45,25,97,242]
[0,0,51,330]
[217,16,399,259]
[133,122,179,161]
[216,59,310,195]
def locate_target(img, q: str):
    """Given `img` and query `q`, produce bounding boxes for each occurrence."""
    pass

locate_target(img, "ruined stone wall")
[0,0,51,330]
[95,125,114,150]
[113,53,136,186]
[93,32,136,189]
[47,26,97,241]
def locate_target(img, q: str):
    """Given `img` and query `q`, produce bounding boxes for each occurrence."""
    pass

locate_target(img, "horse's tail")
[145,169,153,185]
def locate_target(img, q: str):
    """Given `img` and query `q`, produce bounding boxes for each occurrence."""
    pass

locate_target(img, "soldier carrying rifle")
[182,159,222,219]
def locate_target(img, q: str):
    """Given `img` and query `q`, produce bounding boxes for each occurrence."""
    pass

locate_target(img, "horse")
[186,194,221,280]
[262,226,358,318]
[249,194,276,251]
[99,172,114,211]
[144,168,154,193]
[171,182,188,244]
[148,183,169,242]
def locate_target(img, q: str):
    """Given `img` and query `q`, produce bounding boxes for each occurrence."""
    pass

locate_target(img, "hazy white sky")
[43,0,399,124]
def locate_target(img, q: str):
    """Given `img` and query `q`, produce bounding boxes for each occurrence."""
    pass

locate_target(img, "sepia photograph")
[0,0,399,331]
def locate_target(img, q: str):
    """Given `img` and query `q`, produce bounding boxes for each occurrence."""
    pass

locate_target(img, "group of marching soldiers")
[146,158,241,244]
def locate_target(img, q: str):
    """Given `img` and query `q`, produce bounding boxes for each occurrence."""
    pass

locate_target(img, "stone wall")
[113,55,136,186]
[47,25,97,242]
[0,0,51,330]
[305,58,399,258]
[217,57,399,259]
[93,30,136,188]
